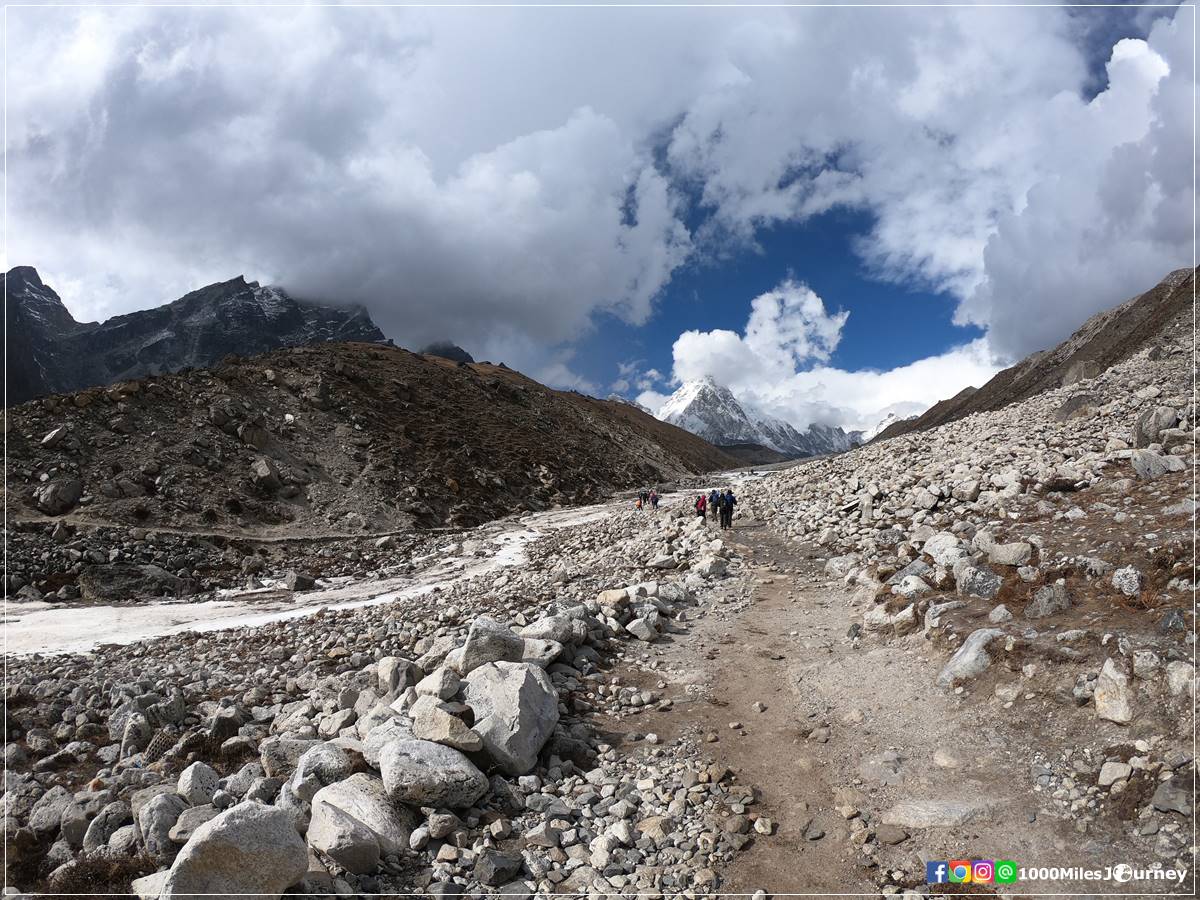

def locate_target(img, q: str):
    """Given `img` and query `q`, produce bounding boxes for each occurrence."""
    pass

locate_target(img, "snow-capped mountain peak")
[656,377,861,458]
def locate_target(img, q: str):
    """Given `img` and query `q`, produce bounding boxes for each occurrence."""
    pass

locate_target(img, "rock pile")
[747,333,1193,705]
[5,501,753,896]
[5,518,441,605]
[739,320,1194,875]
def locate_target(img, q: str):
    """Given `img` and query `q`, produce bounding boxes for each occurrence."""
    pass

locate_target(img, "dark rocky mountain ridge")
[6,341,737,534]
[418,341,475,364]
[4,267,386,405]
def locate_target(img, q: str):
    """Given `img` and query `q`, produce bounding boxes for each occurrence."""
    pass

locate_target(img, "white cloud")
[959,21,1192,358]
[671,279,847,385]
[654,279,1002,432]
[4,4,1193,390]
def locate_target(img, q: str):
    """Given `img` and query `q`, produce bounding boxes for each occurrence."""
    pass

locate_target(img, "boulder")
[378,739,488,808]
[161,803,307,899]
[377,656,422,694]
[259,737,321,778]
[410,695,483,752]
[310,773,417,857]
[306,803,379,874]
[521,638,563,667]
[464,661,560,776]
[1094,658,1134,724]
[457,617,525,675]
[290,742,355,802]
[824,555,859,577]
[955,566,1001,600]
[177,761,220,806]
[1151,776,1192,816]
[923,532,966,566]
[250,457,282,493]
[169,805,219,844]
[1111,566,1142,597]
[35,478,83,515]
[82,801,132,852]
[138,792,188,862]
[625,615,658,642]
[519,614,588,646]
[475,849,524,886]
[1024,581,1071,619]
[1131,449,1185,480]
[362,717,414,767]
[415,666,461,700]
[1166,661,1195,697]
[987,541,1031,567]
[1097,761,1132,787]
[285,570,316,592]
[1132,406,1179,448]
[936,629,1004,688]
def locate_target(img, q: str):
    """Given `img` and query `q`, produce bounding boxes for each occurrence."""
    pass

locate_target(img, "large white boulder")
[456,617,525,674]
[409,695,483,752]
[463,661,559,776]
[923,532,966,567]
[378,739,489,808]
[160,803,307,899]
[311,773,417,857]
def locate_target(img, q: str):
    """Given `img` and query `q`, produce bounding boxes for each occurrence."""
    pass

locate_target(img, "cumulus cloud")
[671,280,847,385]
[960,19,1193,358]
[4,4,1193,389]
[639,280,1001,433]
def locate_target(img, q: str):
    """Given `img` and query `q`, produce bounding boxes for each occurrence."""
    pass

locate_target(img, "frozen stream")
[4,502,615,658]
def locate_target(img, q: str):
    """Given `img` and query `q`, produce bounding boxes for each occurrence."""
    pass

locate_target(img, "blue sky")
[574,207,981,395]
[7,4,1192,432]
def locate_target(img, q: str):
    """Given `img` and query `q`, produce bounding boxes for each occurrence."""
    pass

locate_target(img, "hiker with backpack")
[695,493,707,518]
[720,488,737,529]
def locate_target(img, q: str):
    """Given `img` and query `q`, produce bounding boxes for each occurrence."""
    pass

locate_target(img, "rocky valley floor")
[4,477,1194,898]
[4,313,1196,897]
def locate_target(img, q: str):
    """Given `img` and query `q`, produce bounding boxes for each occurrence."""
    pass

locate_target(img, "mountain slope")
[876,266,1195,441]
[6,342,737,532]
[3,268,386,404]
[419,341,475,364]
[658,376,861,457]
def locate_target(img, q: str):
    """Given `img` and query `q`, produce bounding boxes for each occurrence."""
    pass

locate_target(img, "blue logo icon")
[926,861,949,883]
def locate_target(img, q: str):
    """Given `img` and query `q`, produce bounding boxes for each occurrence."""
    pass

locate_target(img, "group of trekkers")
[695,487,737,530]
[634,489,660,511]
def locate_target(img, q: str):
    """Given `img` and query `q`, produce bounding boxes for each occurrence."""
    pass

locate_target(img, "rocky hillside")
[5,488,757,896]
[5,341,736,539]
[875,267,1194,441]
[657,376,861,459]
[3,267,386,405]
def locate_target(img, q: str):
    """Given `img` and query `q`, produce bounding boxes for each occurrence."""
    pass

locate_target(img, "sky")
[6,2,1195,433]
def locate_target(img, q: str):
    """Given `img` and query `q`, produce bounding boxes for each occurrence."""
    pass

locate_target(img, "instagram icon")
[973,861,995,883]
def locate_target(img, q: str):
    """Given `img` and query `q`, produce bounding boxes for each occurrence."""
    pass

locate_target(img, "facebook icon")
[926,861,949,884]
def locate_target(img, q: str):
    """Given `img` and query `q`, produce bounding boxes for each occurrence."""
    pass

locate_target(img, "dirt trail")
[622,513,1177,895]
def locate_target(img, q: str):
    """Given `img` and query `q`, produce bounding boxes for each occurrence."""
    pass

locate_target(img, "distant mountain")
[419,341,475,364]
[875,266,1195,442]
[606,393,651,414]
[3,268,386,405]
[656,376,861,458]
[862,411,917,442]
